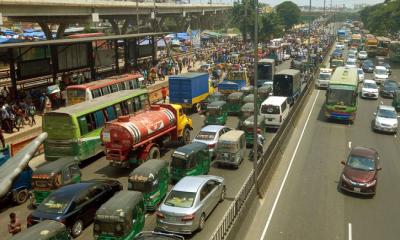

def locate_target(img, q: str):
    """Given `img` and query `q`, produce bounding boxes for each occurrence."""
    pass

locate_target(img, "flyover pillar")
[7,49,17,97]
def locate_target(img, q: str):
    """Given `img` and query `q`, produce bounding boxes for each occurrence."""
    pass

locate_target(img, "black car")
[380,80,399,98]
[362,60,375,73]
[27,179,122,237]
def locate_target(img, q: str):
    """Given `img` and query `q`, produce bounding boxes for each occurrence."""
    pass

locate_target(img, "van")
[260,96,289,129]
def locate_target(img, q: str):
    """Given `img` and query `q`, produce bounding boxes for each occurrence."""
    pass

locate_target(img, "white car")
[373,66,389,84]
[357,68,365,82]
[373,105,398,134]
[358,51,368,60]
[348,50,357,56]
[192,125,231,158]
[345,58,357,68]
[316,68,333,89]
[361,80,378,99]
[336,43,345,50]
[347,53,357,60]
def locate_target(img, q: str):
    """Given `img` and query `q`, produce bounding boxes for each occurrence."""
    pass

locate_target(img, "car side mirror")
[340,161,346,165]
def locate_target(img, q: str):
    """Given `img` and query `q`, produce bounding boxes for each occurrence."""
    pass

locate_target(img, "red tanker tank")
[101,105,177,162]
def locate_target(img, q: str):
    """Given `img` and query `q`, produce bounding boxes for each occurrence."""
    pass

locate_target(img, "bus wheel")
[148,147,160,160]
[14,189,29,205]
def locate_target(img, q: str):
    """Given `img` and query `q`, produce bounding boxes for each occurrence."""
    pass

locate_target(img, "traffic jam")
[3,17,395,240]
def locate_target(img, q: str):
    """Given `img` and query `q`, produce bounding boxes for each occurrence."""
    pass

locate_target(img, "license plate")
[268,118,273,121]
[354,187,361,192]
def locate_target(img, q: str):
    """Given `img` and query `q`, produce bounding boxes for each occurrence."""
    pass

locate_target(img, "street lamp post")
[253,0,261,198]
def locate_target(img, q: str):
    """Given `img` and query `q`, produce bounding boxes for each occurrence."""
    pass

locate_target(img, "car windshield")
[363,82,377,89]
[195,131,216,141]
[164,190,196,208]
[319,73,331,80]
[348,54,356,59]
[38,194,70,214]
[347,155,375,171]
[378,108,397,119]
[360,51,367,55]
[261,104,280,114]
[358,69,363,74]
[376,69,387,75]
[346,60,355,65]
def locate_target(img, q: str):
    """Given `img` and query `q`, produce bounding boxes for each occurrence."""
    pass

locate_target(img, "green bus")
[324,67,359,122]
[43,90,149,161]
[389,41,400,63]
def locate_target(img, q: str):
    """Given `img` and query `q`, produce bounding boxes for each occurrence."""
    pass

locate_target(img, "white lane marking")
[395,134,397,138]
[348,223,352,240]
[348,141,352,149]
[259,90,320,240]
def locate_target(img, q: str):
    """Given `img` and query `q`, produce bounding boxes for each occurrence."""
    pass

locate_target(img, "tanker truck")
[101,104,193,168]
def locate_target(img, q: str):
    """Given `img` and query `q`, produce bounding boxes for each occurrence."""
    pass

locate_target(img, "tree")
[275,1,301,30]
[260,12,284,40]
[231,1,257,41]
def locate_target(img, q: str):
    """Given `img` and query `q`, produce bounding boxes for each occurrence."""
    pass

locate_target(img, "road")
[234,50,400,240]
[0,60,291,240]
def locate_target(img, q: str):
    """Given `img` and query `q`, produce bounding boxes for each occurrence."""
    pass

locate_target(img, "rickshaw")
[30,157,81,206]
[11,220,71,240]
[242,94,254,105]
[258,85,272,104]
[215,130,246,169]
[128,159,169,210]
[170,142,211,182]
[226,92,245,115]
[392,90,400,112]
[238,103,255,129]
[240,86,254,96]
[94,191,145,240]
[204,100,228,125]
[201,92,225,111]
[242,115,266,146]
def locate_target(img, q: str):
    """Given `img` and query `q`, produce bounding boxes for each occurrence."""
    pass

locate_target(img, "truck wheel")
[14,189,29,205]
[148,147,160,160]
[194,103,202,113]
[179,127,191,145]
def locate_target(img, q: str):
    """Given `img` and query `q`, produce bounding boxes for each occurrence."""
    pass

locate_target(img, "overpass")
[0,0,232,38]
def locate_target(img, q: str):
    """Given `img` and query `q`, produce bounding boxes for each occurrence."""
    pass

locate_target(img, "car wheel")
[14,189,29,205]
[198,213,205,231]
[71,219,84,238]
[220,186,226,202]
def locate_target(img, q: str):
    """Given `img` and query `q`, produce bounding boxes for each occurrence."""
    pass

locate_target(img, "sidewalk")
[4,115,42,145]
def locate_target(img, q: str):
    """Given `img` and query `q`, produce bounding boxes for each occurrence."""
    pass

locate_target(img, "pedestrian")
[8,212,21,236]
[28,102,36,126]
[0,127,5,149]
[161,87,167,103]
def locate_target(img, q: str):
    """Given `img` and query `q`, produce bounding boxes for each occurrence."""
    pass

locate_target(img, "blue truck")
[0,133,47,205]
[218,68,250,95]
[169,72,215,112]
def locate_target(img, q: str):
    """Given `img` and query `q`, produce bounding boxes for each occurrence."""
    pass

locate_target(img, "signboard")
[17,59,51,80]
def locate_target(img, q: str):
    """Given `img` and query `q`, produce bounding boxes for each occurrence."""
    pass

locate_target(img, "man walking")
[8,212,21,236]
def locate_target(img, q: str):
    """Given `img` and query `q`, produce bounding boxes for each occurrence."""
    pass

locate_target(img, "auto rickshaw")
[201,92,225,110]
[238,103,255,129]
[226,92,245,115]
[392,90,400,112]
[215,130,246,169]
[30,157,81,206]
[170,142,211,182]
[94,191,145,240]
[242,115,266,146]
[204,100,228,125]
[240,86,254,96]
[242,94,254,105]
[258,85,272,104]
[11,220,71,240]
[128,159,169,211]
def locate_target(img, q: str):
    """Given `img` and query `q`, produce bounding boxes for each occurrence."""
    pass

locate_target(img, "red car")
[339,146,381,196]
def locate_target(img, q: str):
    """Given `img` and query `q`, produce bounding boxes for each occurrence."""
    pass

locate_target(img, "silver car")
[156,175,225,234]
[192,125,231,158]
[373,105,398,134]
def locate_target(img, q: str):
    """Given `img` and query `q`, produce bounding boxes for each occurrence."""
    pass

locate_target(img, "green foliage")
[275,1,301,30]
[231,1,257,40]
[260,12,284,40]
[359,0,400,36]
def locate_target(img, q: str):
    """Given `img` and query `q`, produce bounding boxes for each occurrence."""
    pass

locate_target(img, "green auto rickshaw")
[240,86,254,96]
[205,100,228,125]
[201,92,225,111]
[31,157,81,206]
[258,85,272,104]
[242,115,266,146]
[94,191,145,240]
[128,159,169,211]
[392,90,400,112]
[215,130,246,169]
[238,103,255,129]
[227,92,245,115]
[11,220,71,240]
[170,142,211,182]
[242,94,254,105]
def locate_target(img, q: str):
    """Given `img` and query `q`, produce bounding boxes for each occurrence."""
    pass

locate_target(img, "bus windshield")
[67,89,86,102]
[326,88,356,106]
[258,64,272,81]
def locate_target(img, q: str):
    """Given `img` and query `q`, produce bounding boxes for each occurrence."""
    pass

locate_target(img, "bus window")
[94,110,105,128]
[91,89,102,98]
[85,114,96,132]
[101,87,110,95]
[110,84,118,93]
[133,79,139,88]
[126,99,135,114]
[134,96,141,111]
[114,104,123,117]
[121,101,129,115]
[118,83,126,90]
[128,81,135,90]
[78,116,89,135]
[139,94,149,109]
[106,106,117,120]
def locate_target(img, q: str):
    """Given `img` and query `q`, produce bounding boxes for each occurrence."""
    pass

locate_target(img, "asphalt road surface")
[0,60,291,240]
[234,49,400,240]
